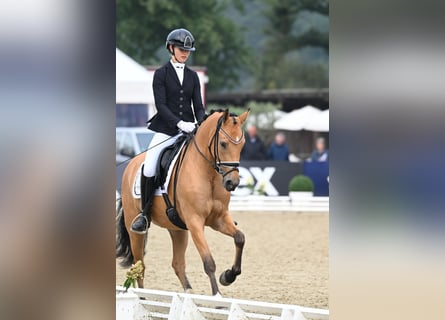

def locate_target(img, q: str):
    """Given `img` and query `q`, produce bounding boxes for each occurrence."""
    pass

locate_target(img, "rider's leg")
[130,172,156,233]
[131,132,182,234]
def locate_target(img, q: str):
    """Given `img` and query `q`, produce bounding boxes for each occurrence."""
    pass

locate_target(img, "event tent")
[116,48,154,104]
[304,109,329,132]
[273,105,322,131]
[247,110,286,129]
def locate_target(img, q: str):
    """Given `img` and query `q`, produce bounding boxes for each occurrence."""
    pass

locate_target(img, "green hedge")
[288,175,314,192]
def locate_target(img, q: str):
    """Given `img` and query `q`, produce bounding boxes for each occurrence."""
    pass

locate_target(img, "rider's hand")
[177,120,196,133]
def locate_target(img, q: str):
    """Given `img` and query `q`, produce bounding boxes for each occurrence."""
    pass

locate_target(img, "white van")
[116,127,155,164]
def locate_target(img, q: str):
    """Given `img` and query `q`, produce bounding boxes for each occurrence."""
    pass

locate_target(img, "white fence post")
[281,308,307,320]
[168,294,183,320]
[228,303,249,320]
[116,290,140,320]
[179,296,206,320]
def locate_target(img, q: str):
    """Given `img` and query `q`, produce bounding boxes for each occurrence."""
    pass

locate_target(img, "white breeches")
[143,131,182,177]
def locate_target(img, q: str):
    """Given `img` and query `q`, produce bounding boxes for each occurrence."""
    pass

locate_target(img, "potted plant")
[288,175,314,202]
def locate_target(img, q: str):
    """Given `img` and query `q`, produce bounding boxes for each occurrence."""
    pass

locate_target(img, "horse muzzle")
[219,162,240,191]
[224,178,239,192]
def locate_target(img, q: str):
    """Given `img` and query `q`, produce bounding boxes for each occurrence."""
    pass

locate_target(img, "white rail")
[229,196,329,213]
[116,286,329,320]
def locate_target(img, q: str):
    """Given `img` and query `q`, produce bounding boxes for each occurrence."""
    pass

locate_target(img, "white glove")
[177,120,196,133]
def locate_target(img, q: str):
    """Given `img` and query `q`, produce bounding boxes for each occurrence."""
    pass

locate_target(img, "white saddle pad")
[132,144,185,198]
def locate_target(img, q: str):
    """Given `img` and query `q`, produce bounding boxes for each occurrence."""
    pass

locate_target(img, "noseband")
[193,115,244,178]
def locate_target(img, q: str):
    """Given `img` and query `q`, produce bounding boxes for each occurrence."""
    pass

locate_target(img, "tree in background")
[116,0,251,92]
[257,0,329,89]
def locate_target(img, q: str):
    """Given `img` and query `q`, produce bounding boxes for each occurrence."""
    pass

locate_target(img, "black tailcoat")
[148,62,205,136]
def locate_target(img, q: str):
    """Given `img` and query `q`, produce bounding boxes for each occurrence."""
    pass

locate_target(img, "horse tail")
[116,199,134,268]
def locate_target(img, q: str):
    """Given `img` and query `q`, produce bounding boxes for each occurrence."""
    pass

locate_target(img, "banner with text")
[231,161,303,197]
[116,161,330,197]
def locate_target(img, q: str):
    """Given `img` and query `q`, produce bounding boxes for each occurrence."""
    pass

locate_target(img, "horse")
[116,109,250,296]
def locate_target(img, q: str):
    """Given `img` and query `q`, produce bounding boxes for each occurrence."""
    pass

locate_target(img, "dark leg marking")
[203,255,219,295]
[220,230,245,286]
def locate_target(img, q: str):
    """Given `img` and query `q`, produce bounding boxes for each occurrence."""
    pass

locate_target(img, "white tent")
[247,110,286,129]
[304,109,329,132]
[116,48,154,104]
[273,105,322,131]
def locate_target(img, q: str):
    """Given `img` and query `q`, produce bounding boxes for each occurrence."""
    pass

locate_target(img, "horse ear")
[239,108,250,125]
[223,109,230,122]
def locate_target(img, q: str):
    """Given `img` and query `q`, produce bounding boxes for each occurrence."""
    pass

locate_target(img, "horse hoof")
[219,269,235,286]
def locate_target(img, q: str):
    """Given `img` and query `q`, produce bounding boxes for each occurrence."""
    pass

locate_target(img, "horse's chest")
[210,199,227,216]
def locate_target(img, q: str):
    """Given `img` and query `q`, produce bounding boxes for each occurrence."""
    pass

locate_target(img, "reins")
[166,113,243,230]
[116,134,178,167]
[192,114,244,178]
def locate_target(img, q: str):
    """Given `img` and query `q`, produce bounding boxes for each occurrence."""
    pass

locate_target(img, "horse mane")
[208,109,238,117]
[201,109,240,125]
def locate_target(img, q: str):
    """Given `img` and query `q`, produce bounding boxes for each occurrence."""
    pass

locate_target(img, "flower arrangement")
[123,260,144,291]
[245,176,266,196]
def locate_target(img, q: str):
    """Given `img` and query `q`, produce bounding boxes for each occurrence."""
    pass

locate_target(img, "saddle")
[154,134,191,188]
[153,133,193,230]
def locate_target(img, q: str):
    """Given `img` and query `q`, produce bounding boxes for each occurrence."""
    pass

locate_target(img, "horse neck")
[189,117,219,179]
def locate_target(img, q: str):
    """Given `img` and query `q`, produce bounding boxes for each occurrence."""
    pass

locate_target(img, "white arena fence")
[116,191,328,214]
[116,286,329,320]
[229,196,329,213]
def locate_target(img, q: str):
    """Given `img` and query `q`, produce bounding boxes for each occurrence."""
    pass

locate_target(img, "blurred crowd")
[241,125,329,162]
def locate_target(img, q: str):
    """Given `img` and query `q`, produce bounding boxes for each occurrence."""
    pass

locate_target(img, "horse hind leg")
[214,213,245,286]
[117,202,147,288]
[128,231,147,288]
[168,230,192,292]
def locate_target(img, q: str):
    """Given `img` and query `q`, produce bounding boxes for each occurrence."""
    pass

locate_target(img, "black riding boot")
[131,174,156,234]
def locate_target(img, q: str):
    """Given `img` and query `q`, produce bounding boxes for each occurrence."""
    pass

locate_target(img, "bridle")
[192,115,244,178]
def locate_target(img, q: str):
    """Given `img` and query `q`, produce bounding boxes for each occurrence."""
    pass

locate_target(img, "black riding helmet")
[165,28,196,53]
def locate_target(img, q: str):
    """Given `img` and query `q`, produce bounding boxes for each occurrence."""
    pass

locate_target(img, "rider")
[131,28,205,234]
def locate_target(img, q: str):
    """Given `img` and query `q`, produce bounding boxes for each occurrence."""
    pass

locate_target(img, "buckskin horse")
[116,109,249,295]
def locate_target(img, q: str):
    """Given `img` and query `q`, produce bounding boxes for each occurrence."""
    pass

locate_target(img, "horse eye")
[220,141,227,148]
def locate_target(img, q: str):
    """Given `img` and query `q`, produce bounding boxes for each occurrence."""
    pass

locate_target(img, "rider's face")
[172,46,191,63]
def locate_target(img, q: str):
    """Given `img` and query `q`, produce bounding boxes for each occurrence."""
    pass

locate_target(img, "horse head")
[196,109,249,192]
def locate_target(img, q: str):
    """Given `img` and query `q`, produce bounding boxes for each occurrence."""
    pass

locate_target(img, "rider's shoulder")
[184,65,197,73]
[154,63,170,74]
[185,66,199,80]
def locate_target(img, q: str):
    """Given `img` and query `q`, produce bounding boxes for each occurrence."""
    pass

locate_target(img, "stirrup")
[130,213,149,235]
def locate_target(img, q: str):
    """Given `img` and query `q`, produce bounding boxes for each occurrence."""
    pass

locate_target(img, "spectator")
[310,137,329,162]
[241,125,267,160]
[268,132,289,161]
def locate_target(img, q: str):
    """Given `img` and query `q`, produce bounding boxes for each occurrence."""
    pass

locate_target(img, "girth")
[154,134,192,230]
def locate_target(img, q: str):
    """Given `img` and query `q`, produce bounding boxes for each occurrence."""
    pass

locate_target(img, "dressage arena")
[116,211,328,310]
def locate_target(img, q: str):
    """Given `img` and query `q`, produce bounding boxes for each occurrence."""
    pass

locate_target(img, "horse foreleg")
[168,229,192,292]
[214,213,245,286]
[189,223,220,296]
